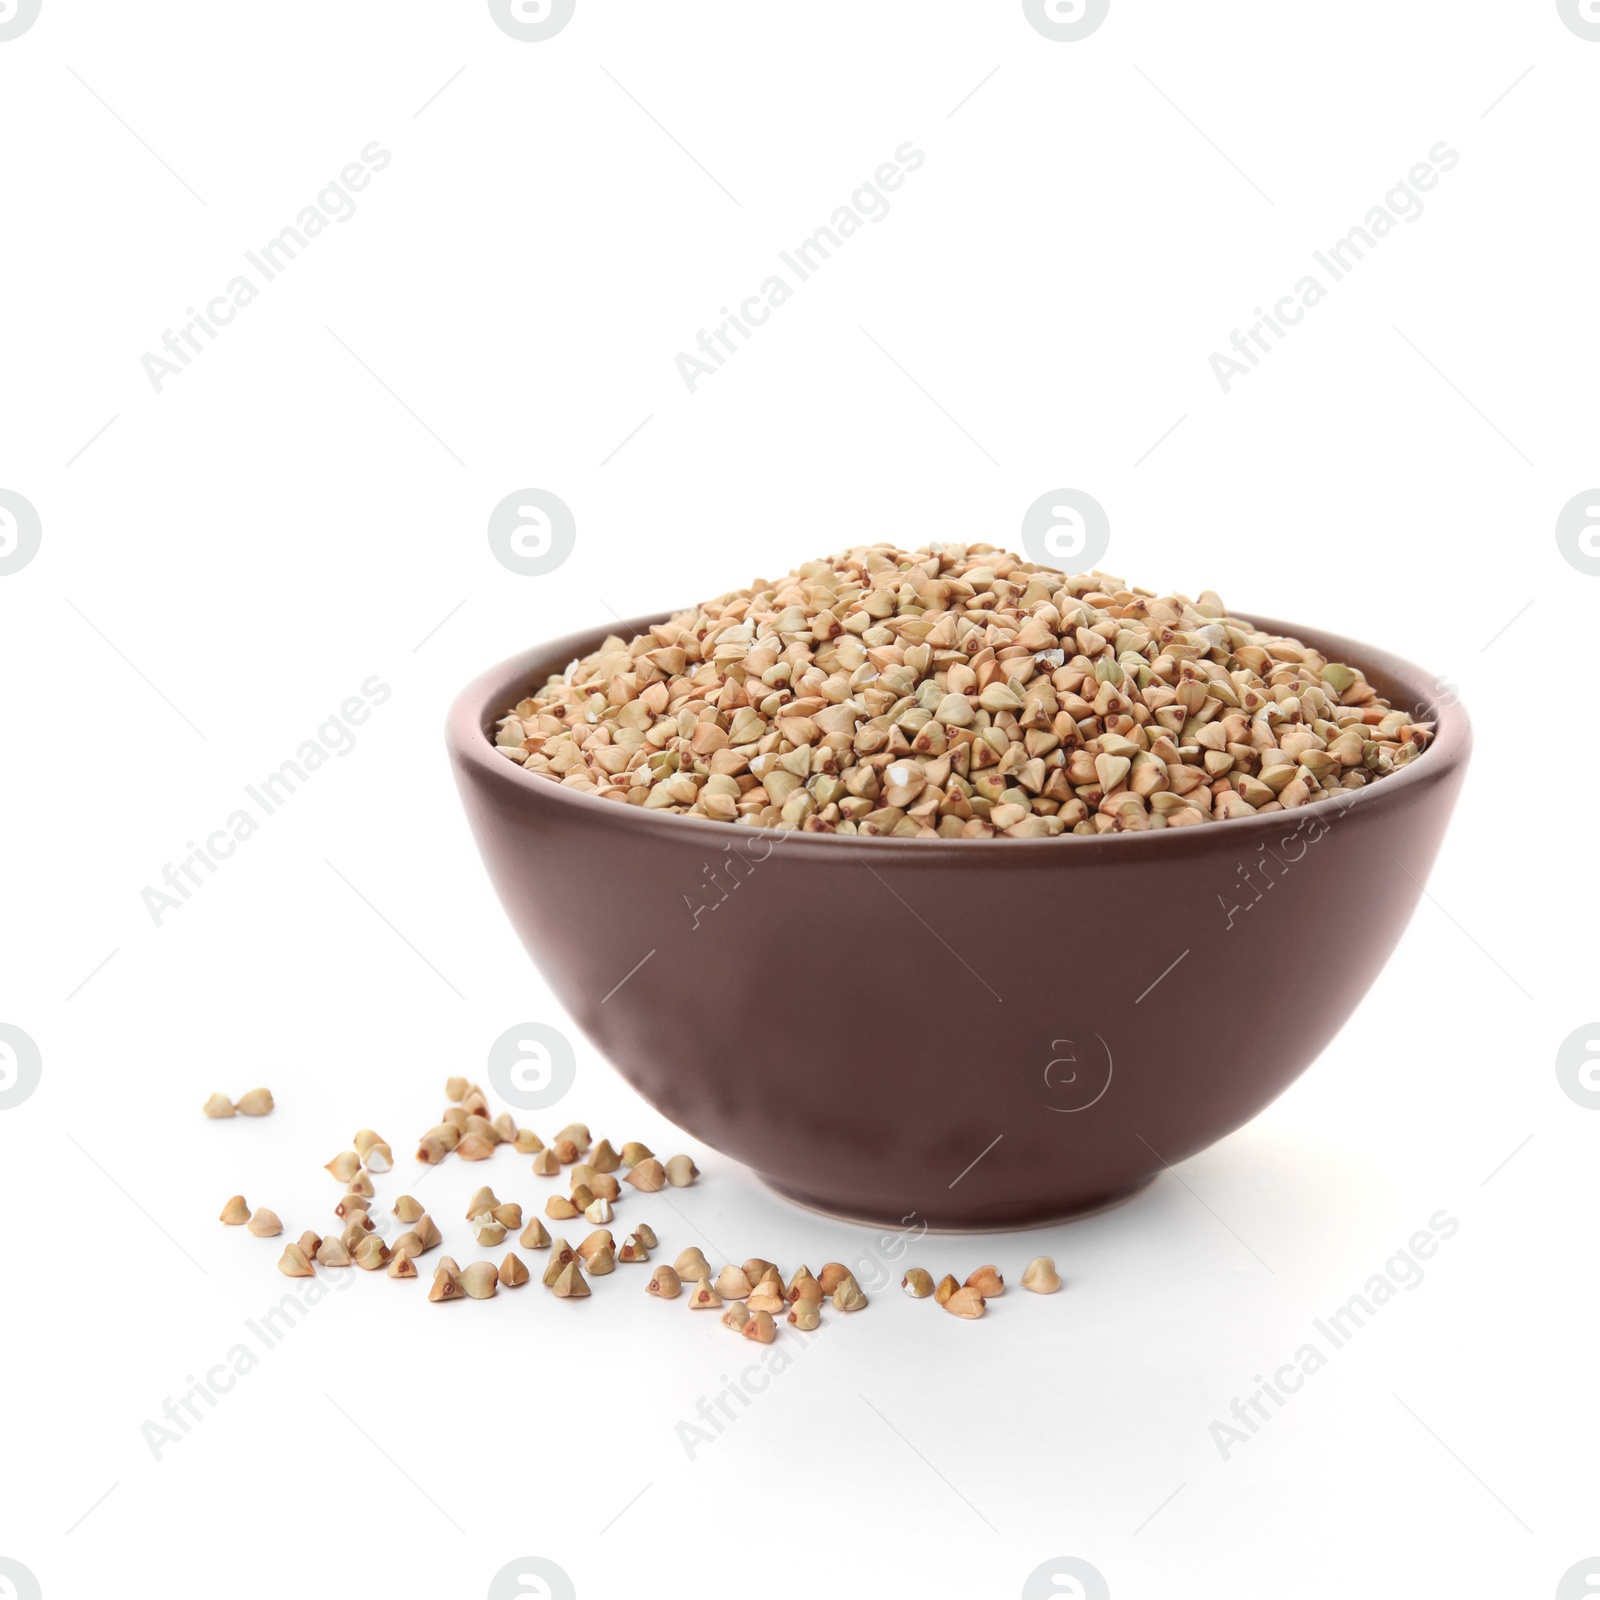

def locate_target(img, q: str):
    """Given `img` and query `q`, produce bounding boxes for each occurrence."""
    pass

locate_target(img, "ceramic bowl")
[448,613,1468,1229]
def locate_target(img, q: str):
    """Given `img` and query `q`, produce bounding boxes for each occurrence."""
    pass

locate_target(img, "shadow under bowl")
[447,612,1469,1230]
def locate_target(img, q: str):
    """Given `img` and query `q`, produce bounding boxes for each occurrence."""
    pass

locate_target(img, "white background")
[2,2,1596,1597]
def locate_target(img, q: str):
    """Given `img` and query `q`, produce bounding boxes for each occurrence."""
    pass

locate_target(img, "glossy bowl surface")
[448,613,1469,1228]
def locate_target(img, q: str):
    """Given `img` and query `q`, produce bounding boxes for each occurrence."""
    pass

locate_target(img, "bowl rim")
[447,608,1472,859]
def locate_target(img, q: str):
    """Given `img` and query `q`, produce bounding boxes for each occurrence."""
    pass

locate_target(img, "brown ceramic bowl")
[448,613,1469,1230]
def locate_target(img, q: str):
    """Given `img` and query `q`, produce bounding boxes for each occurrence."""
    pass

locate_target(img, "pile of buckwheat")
[495,545,1434,837]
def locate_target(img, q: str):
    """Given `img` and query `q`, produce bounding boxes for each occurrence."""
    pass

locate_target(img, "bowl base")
[758,1172,1159,1235]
